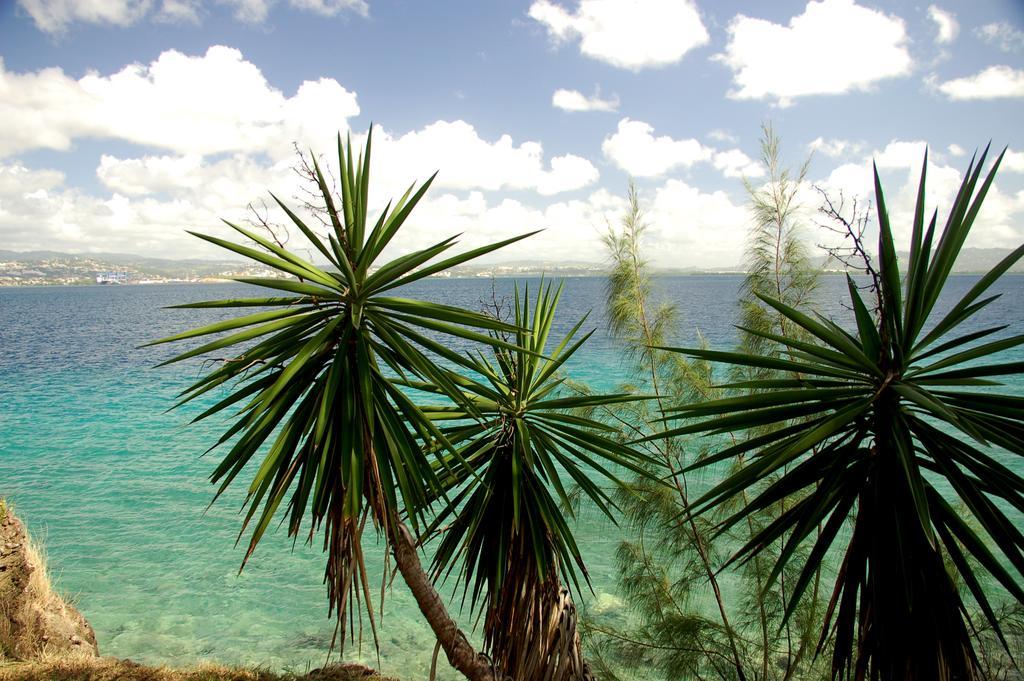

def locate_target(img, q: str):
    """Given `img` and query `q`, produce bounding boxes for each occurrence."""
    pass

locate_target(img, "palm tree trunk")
[390,521,496,681]
[484,555,593,681]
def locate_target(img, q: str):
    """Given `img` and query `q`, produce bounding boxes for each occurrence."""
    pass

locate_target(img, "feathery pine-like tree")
[587,126,830,681]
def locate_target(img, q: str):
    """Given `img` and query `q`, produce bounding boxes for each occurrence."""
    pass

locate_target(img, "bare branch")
[292,142,338,232]
[245,198,290,249]
[813,185,882,311]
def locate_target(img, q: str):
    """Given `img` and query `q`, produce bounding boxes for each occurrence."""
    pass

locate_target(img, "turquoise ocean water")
[2,275,1022,678]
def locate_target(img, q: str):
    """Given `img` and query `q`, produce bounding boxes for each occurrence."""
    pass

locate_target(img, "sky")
[1,0,1023,268]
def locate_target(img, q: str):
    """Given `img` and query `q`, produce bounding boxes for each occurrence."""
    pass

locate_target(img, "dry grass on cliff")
[1,504,97,661]
[0,508,57,660]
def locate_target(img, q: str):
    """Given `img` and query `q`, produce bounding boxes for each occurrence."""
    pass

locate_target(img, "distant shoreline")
[5,247,1022,287]
[2,271,1022,289]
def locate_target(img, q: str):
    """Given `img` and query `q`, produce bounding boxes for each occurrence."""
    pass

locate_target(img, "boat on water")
[95,271,128,284]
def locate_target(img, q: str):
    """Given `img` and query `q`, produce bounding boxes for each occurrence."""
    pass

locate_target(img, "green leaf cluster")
[411,280,651,680]
[147,127,536,655]
[149,129,653,681]
[661,146,1024,680]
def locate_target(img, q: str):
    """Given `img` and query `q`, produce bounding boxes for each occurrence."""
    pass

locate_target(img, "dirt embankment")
[0,504,99,661]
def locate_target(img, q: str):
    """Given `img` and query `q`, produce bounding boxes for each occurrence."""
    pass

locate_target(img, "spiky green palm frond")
[656,146,1024,680]
[406,281,650,680]
[147,127,535,653]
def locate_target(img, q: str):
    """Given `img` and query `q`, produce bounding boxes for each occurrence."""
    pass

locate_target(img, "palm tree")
[654,147,1024,680]
[409,281,650,681]
[147,128,536,681]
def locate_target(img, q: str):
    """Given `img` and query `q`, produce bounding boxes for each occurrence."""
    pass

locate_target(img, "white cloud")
[528,0,709,70]
[814,143,1024,253]
[975,22,1024,53]
[602,119,712,178]
[708,129,738,144]
[97,154,205,196]
[9,145,1019,269]
[0,145,758,268]
[287,0,367,18]
[0,152,621,262]
[94,154,293,213]
[947,143,966,157]
[0,160,227,257]
[0,46,597,209]
[0,47,361,159]
[552,88,619,112]
[417,180,758,269]
[0,162,65,195]
[370,120,599,197]
[0,45,599,198]
[155,0,200,23]
[403,189,628,263]
[927,5,958,44]
[647,180,752,268]
[17,0,152,32]
[602,119,766,181]
[716,0,913,107]
[218,0,270,22]
[712,149,765,179]
[873,140,929,170]
[536,154,601,194]
[935,65,1024,100]
[809,137,857,158]
[15,0,367,31]
[819,162,873,203]
[1001,150,1024,173]
[0,42,621,271]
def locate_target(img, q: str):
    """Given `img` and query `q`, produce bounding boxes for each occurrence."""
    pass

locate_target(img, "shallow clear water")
[1,275,1022,678]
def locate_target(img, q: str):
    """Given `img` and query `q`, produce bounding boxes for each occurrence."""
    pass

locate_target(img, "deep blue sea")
[2,275,1022,678]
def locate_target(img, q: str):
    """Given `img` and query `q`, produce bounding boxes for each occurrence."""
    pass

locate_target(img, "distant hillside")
[815,247,1024,275]
[913,247,1024,274]
[0,250,259,286]
[0,250,246,277]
